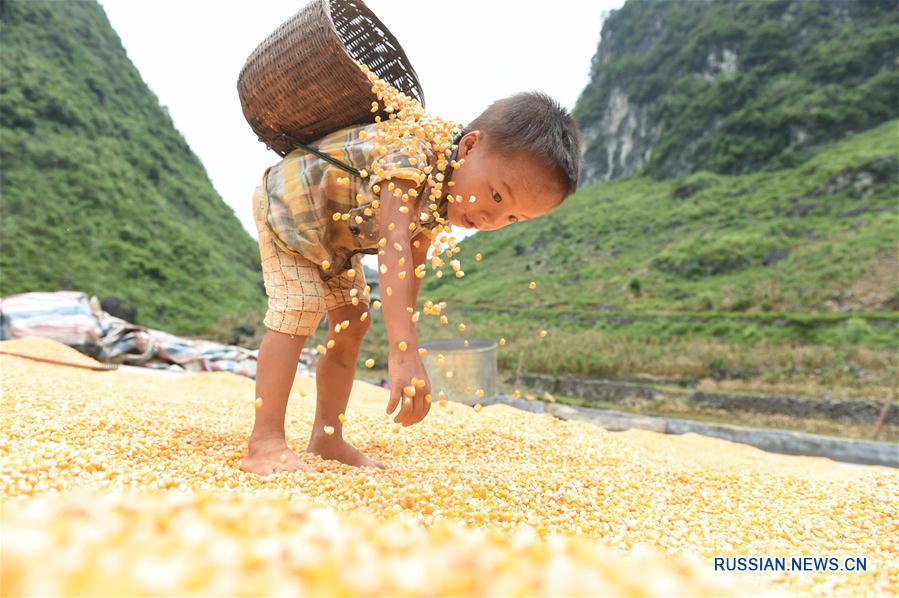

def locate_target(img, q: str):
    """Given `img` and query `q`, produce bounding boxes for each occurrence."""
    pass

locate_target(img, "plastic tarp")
[0,290,318,379]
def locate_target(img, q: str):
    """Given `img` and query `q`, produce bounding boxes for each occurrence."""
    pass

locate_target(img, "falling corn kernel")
[323,425,335,435]
[340,320,350,330]
[338,413,347,423]
[499,338,506,347]
[455,271,464,278]
[458,323,466,332]
[322,260,331,269]
[326,339,336,349]
[411,311,420,323]
[316,344,327,354]
[513,389,522,399]
[476,389,485,398]
[439,315,448,325]
[398,341,408,352]
[364,358,375,368]
[475,253,482,261]
[539,330,548,338]
[529,281,537,289]
[445,371,454,378]
[254,397,263,409]
[465,386,473,395]
[473,404,482,412]
[373,301,382,310]
[360,312,369,322]
[418,347,427,356]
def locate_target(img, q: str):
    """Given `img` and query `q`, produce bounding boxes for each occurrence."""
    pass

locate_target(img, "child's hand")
[386,352,432,426]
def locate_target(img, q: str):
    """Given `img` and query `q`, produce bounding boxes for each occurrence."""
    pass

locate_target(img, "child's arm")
[377,178,432,426]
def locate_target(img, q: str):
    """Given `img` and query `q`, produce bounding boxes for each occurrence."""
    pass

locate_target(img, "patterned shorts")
[252,185,368,336]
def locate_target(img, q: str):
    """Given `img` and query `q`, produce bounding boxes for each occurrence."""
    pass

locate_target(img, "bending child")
[241,91,582,475]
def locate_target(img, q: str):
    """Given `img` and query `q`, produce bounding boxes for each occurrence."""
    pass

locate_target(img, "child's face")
[443,131,562,231]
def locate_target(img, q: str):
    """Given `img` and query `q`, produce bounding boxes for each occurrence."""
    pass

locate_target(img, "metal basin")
[419,338,497,405]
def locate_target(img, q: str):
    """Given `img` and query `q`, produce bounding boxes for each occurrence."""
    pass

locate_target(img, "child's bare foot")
[240,436,311,476]
[307,431,387,469]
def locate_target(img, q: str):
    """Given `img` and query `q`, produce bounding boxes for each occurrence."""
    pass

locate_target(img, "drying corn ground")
[1,338,897,596]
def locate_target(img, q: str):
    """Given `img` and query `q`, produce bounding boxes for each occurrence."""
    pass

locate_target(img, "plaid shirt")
[259,122,450,281]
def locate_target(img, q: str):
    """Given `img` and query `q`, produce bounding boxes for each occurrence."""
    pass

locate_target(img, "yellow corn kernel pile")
[2,337,897,596]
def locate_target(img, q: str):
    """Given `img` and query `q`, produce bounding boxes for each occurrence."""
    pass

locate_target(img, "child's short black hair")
[460,91,583,200]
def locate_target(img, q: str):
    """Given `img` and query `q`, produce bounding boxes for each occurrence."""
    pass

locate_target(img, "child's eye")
[492,190,502,202]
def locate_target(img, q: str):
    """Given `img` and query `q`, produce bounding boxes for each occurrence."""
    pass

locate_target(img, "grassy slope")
[422,120,898,318]
[0,0,266,335]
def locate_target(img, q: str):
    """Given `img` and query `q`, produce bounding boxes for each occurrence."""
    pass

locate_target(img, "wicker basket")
[237,0,426,157]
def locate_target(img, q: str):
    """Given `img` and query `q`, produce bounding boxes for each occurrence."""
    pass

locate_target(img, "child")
[240,91,582,475]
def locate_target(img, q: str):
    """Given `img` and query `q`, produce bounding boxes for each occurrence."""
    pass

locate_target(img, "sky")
[98,0,625,266]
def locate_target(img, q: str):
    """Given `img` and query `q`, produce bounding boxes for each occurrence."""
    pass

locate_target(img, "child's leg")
[240,328,311,475]
[306,303,385,469]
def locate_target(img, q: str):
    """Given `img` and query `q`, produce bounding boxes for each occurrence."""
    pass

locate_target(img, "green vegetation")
[0,0,266,335]
[575,0,899,180]
[423,120,898,317]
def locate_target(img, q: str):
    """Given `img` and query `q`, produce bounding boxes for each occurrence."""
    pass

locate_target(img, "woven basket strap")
[274,130,465,179]
[273,131,362,177]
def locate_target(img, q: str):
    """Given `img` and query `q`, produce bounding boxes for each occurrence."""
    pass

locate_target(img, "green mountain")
[0,0,265,336]
[573,0,898,185]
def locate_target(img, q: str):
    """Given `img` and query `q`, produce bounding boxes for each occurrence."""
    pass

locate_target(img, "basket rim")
[322,0,426,108]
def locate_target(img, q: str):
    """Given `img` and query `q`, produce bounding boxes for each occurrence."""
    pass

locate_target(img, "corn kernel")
[529,281,537,289]
[475,253,482,261]
[323,425,335,435]
[418,347,427,356]
[458,323,466,332]
[321,260,331,269]
[539,330,548,338]
[475,389,485,398]
[326,339,336,349]
[360,312,369,322]
[499,338,506,346]
[403,385,416,398]
[364,358,375,368]
[338,413,347,423]
[398,341,408,351]
[254,397,263,409]
[340,320,350,330]
[373,301,382,310]
[473,404,482,412]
